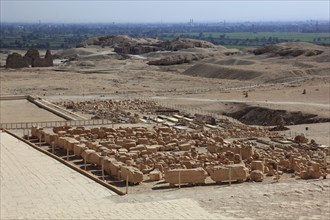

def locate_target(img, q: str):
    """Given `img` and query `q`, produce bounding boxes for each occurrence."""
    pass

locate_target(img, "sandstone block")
[149,170,162,181]
[109,159,124,178]
[146,146,157,154]
[130,145,146,152]
[81,149,96,164]
[120,166,143,184]
[250,170,264,182]
[73,144,86,157]
[251,161,264,172]
[164,168,207,185]
[207,143,217,153]
[300,162,322,179]
[207,164,249,183]
[179,143,191,151]
[137,138,149,145]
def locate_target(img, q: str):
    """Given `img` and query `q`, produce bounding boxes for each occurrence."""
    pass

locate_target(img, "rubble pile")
[55,99,159,123]
[30,125,329,187]
[55,99,273,138]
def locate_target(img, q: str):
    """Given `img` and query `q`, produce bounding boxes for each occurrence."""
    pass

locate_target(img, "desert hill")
[4,36,328,86]
[182,42,329,83]
[54,35,226,65]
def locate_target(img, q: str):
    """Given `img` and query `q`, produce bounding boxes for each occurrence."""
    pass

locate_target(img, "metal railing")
[0,119,112,130]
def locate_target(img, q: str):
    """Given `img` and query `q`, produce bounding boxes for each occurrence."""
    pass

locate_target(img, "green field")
[166,32,329,42]
[1,30,329,49]
[159,32,330,48]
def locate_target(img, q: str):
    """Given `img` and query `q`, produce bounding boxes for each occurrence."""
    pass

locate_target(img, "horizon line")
[1,20,330,24]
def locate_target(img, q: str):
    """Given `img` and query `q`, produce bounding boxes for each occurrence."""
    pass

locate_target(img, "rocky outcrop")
[114,45,159,55]
[226,106,330,126]
[77,35,215,55]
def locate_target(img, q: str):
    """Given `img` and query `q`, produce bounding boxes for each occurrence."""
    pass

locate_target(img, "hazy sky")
[1,0,329,23]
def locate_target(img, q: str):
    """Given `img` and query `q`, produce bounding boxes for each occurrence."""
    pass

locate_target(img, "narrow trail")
[151,96,330,108]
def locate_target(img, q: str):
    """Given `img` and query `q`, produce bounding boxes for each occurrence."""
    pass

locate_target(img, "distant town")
[1,20,329,49]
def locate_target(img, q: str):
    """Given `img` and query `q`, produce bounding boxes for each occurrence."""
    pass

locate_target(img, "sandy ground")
[0,42,329,219]
[0,99,65,123]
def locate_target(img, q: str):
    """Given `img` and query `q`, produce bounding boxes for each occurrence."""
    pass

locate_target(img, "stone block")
[73,144,86,157]
[122,142,136,150]
[207,143,217,153]
[81,149,96,164]
[149,170,162,181]
[109,159,124,178]
[164,168,207,185]
[146,146,157,154]
[250,170,264,182]
[179,143,191,151]
[300,162,322,179]
[64,138,80,152]
[89,152,103,167]
[137,138,149,145]
[207,164,249,183]
[251,161,264,172]
[44,133,55,145]
[120,166,143,184]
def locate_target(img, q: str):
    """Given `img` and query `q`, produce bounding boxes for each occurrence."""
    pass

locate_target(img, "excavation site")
[1,26,329,220]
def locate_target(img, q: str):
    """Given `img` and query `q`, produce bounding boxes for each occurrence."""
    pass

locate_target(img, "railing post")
[101,158,105,181]
[179,171,181,189]
[276,163,279,182]
[67,148,69,161]
[39,134,42,146]
[126,175,129,194]
[229,166,232,186]
[52,142,55,154]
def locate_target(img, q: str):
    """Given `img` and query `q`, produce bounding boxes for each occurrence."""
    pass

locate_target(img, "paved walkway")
[0,132,230,220]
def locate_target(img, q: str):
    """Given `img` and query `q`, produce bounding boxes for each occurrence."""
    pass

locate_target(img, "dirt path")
[151,96,330,108]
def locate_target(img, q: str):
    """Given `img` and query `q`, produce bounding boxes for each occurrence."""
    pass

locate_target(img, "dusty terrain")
[1,41,329,128]
[0,39,329,219]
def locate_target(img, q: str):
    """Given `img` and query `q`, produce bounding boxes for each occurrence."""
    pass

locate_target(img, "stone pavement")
[0,131,233,220]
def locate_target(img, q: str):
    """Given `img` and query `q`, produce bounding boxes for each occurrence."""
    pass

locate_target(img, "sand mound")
[214,58,255,65]
[54,47,123,60]
[77,35,160,48]
[148,53,209,65]
[253,42,325,57]
[54,48,95,58]
[182,63,263,81]
[312,53,330,63]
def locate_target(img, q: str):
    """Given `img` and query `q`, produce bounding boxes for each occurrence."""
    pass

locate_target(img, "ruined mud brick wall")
[5,53,29,68]
[6,49,53,68]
